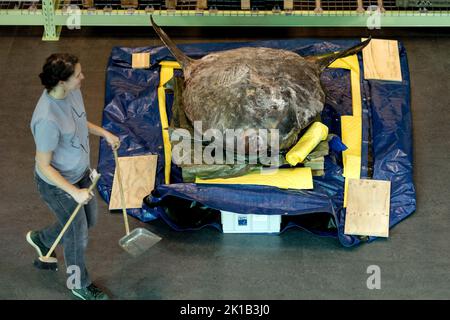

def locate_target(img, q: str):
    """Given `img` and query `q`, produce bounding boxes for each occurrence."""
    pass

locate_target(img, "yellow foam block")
[343,155,362,207]
[341,116,362,161]
[341,116,362,207]
[196,167,313,190]
[285,122,328,166]
[159,61,182,90]
[343,154,361,179]
[132,52,150,69]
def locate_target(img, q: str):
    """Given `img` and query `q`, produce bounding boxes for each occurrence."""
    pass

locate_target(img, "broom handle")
[44,173,101,259]
[113,149,130,235]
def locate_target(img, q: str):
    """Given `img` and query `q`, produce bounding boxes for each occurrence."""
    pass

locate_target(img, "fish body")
[151,17,370,154]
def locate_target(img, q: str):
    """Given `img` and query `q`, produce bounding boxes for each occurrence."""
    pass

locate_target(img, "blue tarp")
[97,39,416,247]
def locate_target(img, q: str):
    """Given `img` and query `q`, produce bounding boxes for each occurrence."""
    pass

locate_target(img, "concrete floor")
[0,26,449,300]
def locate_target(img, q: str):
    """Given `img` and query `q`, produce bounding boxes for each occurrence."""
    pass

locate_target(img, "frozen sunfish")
[151,16,370,155]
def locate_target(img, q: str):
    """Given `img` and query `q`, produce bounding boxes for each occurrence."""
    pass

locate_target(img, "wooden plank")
[344,179,391,237]
[166,0,177,9]
[356,0,365,13]
[362,38,402,82]
[82,0,93,8]
[284,0,293,10]
[121,0,138,8]
[109,155,158,210]
[132,52,150,69]
[196,0,207,10]
[314,0,323,13]
[378,0,386,12]
[241,0,250,10]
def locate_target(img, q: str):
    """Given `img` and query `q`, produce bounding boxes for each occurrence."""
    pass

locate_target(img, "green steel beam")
[51,10,450,27]
[1,8,449,41]
[0,11,44,25]
[42,0,61,41]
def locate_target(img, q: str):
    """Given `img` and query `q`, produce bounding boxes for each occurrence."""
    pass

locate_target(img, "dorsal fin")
[150,16,194,69]
[308,37,372,71]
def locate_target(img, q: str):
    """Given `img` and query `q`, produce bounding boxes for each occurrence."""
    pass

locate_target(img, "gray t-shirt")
[31,89,90,185]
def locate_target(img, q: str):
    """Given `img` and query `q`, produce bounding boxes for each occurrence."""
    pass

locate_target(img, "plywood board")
[121,0,138,8]
[362,38,402,82]
[284,0,294,10]
[241,0,250,10]
[82,0,94,8]
[344,178,391,237]
[197,0,207,9]
[109,155,158,210]
[166,0,177,9]
[132,52,150,69]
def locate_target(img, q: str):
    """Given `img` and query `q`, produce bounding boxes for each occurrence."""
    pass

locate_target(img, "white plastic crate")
[221,211,281,233]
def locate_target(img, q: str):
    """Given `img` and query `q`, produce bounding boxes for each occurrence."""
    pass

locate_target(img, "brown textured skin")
[181,47,325,153]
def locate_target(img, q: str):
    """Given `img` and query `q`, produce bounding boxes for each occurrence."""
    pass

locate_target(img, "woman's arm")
[87,121,120,149]
[87,121,109,137]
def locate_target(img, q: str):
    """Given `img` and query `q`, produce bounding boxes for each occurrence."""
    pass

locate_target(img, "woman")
[27,53,119,300]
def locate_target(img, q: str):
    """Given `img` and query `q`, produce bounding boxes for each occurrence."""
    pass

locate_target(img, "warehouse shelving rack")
[1,0,449,40]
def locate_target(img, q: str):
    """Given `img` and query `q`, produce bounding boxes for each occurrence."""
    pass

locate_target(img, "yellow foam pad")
[158,61,181,184]
[196,167,313,190]
[330,55,363,207]
[343,154,362,207]
[341,116,362,207]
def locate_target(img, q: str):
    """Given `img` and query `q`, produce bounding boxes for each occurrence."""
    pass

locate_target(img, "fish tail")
[150,16,194,68]
[315,37,372,71]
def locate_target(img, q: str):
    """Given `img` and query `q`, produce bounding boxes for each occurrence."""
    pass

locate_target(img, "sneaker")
[26,231,57,260]
[71,284,110,300]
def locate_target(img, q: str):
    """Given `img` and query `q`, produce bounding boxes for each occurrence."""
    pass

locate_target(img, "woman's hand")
[71,188,94,205]
[103,131,120,150]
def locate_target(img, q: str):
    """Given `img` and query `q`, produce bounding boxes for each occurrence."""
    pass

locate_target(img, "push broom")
[34,172,101,270]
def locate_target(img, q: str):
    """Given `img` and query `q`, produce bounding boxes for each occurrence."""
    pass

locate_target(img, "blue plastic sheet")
[97,39,416,247]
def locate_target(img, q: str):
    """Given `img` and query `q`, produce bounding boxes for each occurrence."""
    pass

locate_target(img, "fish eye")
[282,89,292,99]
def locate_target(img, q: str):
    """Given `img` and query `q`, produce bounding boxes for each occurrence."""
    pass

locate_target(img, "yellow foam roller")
[285,122,329,166]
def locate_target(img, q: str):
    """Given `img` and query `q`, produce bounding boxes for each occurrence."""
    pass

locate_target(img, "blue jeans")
[34,169,97,288]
